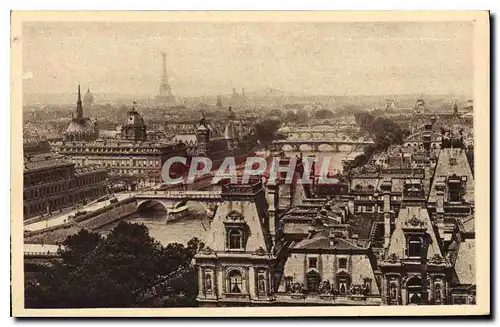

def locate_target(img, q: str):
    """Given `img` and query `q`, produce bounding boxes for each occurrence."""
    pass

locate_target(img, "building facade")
[193,131,476,306]
[23,138,107,219]
[56,106,188,189]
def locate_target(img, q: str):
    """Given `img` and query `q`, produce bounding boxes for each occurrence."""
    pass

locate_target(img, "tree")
[345,111,409,172]
[25,222,203,308]
[241,118,284,150]
[314,109,334,120]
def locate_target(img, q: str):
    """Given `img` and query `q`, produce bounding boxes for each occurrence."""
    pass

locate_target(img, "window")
[449,158,457,166]
[306,270,321,293]
[228,229,243,249]
[337,275,349,294]
[408,237,422,258]
[257,274,267,294]
[308,257,318,268]
[363,278,372,294]
[338,257,348,269]
[449,189,461,202]
[227,270,243,293]
[204,273,213,294]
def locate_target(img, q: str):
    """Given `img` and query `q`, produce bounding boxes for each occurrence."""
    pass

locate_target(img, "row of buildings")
[23,138,107,219]
[192,117,475,306]
[23,85,255,220]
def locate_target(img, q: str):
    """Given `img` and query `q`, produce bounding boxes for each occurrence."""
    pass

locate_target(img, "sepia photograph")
[10,11,490,317]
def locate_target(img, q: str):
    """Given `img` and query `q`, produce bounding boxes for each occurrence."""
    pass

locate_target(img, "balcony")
[275,293,382,306]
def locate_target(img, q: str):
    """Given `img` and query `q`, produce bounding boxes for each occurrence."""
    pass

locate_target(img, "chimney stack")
[380,179,393,248]
[435,180,446,223]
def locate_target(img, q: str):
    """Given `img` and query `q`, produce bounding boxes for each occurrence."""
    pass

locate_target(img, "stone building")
[56,106,187,189]
[194,180,278,306]
[121,104,147,142]
[192,117,476,306]
[55,139,186,189]
[23,138,107,219]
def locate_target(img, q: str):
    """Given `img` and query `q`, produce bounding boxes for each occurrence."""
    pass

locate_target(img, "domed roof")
[125,108,145,127]
[83,88,94,102]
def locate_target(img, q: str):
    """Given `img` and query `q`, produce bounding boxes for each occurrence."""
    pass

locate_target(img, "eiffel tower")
[155,52,175,104]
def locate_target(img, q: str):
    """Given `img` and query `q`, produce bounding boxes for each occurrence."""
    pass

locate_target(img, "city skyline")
[23,21,473,98]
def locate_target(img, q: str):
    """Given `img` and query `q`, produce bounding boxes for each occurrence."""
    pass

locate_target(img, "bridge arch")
[338,144,354,152]
[317,144,336,152]
[281,144,294,152]
[136,200,169,218]
[299,144,313,152]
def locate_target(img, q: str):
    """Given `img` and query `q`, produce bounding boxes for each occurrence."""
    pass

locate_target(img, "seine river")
[95,151,354,245]
[95,207,210,246]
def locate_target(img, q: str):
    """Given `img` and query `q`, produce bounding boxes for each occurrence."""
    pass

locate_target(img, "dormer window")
[408,236,423,258]
[449,157,457,166]
[228,229,243,249]
[224,210,247,251]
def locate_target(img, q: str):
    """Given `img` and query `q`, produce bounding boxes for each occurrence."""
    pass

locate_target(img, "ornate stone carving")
[404,215,425,227]
[226,210,244,221]
[318,280,332,295]
[201,246,214,255]
[386,253,400,263]
[429,253,447,264]
[290,282,305,294]
[254,246,267,256]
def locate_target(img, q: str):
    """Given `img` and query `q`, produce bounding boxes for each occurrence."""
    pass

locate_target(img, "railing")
[275,293,382,305]
[136,190,222,199]
[24,251,60,257]
[272,140,374,145]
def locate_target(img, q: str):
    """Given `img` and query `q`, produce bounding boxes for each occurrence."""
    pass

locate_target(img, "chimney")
[266,178,280,245]
[347,199,355,215]
[380,179,393,248]
[435,180,446,223]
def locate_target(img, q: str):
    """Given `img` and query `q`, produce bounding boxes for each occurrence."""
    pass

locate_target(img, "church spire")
[76,84,83,119]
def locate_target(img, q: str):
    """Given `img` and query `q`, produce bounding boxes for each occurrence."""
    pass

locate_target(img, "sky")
[22,21,473,97]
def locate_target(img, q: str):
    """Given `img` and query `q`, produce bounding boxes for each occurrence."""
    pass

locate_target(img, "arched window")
[407,277,424,305]
[306,270,321,293]
[227,270,243,293]
[228,229,243,249]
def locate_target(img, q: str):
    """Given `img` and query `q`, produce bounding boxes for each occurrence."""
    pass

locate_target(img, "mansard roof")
[386,205,443,260]
[428,148,474,203]
[454,238,475,285]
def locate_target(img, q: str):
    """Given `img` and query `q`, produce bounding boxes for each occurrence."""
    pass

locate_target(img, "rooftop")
[24,153,73,172]
[428,148,474,203]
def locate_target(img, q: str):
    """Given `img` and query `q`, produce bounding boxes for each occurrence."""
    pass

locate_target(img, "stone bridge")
[271,139,374,153]
[135,190,223,213]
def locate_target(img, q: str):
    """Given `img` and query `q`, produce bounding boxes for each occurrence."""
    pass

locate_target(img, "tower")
[223,123,234,155]
[453,101,459,116]
[121,102,147,142]
[83,85,94,117]
[156,52,175,104]
[76,84,83,119]
[195,112,210,156]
